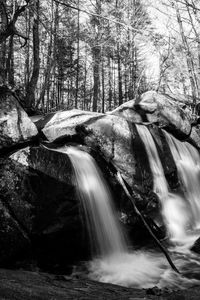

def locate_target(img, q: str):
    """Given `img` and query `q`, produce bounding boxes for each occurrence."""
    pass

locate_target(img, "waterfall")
[135,124,168,205]
[52,143,200,288]
[163,131,200,239]
[135,125,192,244]
[59,145,167,288]
[66,146,127,256]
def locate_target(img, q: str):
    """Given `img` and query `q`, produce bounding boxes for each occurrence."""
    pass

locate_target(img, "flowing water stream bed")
[55,127,200,291]
[70,246,200,290]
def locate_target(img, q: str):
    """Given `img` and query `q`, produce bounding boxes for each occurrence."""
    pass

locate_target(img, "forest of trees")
[1,0,200,114]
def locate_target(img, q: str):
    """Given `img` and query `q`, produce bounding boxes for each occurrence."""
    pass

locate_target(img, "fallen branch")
[116,171,180,274]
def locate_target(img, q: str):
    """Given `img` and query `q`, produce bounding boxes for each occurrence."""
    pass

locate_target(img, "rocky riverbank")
[1,88,200,298]
[1,268,200,300]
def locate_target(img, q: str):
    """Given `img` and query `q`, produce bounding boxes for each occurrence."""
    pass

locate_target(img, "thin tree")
[26,0,40,112]
[75,0,80,109]
[172,0,198,111]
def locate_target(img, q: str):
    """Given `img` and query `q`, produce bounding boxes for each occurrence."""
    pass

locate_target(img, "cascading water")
[135,125,193,245]
[45,123,200,289]
[61,145,175,288]
[48,142,200,288]
[135,124,168,205]
[133,125,200,286]
[66,146,127,256]
[163,131,200,247]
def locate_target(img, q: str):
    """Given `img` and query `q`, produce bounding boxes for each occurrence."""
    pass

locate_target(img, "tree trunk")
[26,0,40,112]
[92,0,101,112]
[36,0,54,111]
[101,52,105,113]
[50,2,58,110]
[0,0,7,84]
[117,42,123,105]
[83,46,87,110]
[108,56,113,111]
[36,34,53,110]
[75,0,80,109]
[24,7,31,87]
[92,46,101,112]
[6,34,14,86]
[113,53,117,107]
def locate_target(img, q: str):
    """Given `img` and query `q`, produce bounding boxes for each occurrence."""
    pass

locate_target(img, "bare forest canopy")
[1,0,200,114]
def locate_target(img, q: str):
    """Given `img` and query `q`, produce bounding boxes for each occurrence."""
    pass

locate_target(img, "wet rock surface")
[0,90,186,269]
[1,88,200,297]
[191,237,200,254]
[0,146,89,271]
[0,268,200,300]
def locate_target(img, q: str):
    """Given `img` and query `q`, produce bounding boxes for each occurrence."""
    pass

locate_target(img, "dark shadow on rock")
[148,125,179,190]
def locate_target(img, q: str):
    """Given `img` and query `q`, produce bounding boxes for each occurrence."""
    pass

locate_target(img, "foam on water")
[163,131,200,246]
[64,146,127,256]
[88,250,200,289]
[88,251,165,288]
[55,140,200,289]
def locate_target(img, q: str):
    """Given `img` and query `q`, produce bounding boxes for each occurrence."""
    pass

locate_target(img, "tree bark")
[26,0,40,112]
[75,0,80,109]
[117,42,123,105]
[6,34,14,86]
[92,46,101,111]
[101,52,105,113]
[92,0,101,112]
[108,56,113,111]
[0,0,7,84]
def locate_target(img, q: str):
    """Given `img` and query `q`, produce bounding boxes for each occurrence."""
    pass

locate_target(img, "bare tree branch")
[175,0,200,12]
[53,0,143,34]
[0,0,8,26]
[0,0,31,44]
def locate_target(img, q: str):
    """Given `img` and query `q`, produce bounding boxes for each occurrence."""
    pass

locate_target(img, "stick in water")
[116,171,180,274]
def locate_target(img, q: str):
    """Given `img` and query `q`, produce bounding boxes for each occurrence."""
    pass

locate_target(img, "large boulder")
[35,109,164,224]
[140,92,192,138]
[0,91,188,271]
[0,89,38,150]
[107,100,143,122]
[36,109,104,141]
[0,150,33,265]
[110,91,192,139]
[37,108,179,195]
[36,109,150,190]
[0,196,31,266]
[0,146,88,271]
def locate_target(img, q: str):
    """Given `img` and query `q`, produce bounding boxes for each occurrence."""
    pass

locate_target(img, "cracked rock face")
[0,92,38,149]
